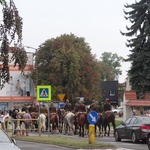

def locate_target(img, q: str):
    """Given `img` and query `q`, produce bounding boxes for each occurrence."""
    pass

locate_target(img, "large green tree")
[121,0,150,97]
[34,34,101,102]
[99,52,123,81]
[0,0,27,89]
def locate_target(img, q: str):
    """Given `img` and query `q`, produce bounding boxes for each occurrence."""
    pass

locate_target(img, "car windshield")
[0,129,11,143]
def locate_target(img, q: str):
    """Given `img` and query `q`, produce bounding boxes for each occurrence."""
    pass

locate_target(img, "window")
[109,90,115,96]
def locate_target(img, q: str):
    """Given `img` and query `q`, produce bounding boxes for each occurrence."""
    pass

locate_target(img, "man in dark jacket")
[103,98,112,112]
[92,101,102,113]
[64,99,72,111]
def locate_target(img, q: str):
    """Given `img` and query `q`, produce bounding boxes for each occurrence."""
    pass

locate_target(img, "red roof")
[126,99,150,106]
[125,91,137,100]
[125,91,150,106]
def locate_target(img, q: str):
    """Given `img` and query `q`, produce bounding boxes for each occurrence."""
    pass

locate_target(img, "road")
[16,132,148,150]
[17,141,74,150]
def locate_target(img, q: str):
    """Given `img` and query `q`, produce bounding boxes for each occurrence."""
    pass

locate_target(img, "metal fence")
[2,118,43,137]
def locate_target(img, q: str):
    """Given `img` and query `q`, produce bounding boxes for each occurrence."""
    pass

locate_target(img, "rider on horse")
[64,99,72,112]
[89,99,96,111]
[49,102,57,113]
[103,98,112,112]
[92,101,102,113]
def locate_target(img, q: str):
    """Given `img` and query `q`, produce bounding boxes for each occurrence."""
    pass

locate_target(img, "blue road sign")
[87,110,98,124]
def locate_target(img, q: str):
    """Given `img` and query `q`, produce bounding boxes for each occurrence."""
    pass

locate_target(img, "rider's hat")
[106,98,110,102]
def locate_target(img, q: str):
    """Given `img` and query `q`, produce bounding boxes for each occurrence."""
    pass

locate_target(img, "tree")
[34,34,101,101]
[99,52,123,81]
[0,0,27,89]
[121,0,150,97]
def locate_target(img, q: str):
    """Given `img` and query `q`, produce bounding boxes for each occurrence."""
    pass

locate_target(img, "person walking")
[23,109,31,136]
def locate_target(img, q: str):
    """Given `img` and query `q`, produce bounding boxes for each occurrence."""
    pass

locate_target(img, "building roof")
[124,91,150,106]
[124,91,137,100]
[126,99,150,106]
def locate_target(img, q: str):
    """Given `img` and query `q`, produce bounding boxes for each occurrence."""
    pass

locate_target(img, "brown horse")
[76,112,88,137]
[57,108,65,133]
[30,112,39,131]
[95,113,104,137]
[103,111,116,136]
[49,113,59,133]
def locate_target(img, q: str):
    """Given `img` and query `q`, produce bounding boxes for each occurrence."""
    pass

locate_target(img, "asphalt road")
[16,131,148,150]
[17,141,74,150]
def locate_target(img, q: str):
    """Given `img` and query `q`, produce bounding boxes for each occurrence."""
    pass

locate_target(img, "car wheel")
[147,134,150,150]
[131,131,138,143]
[115,130,121,141]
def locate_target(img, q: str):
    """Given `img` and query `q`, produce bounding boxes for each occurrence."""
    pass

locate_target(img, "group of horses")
[29,108,116,137]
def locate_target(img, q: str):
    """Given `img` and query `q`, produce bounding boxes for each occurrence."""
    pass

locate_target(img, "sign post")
[87,110,98,144]
[37,85,51,136]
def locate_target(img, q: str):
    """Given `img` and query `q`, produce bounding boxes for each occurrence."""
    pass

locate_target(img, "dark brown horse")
[95,113,104,137]
[76,112,88,137]
[103,111,116,136]
[49,113,59,133]
[57,108,65,133]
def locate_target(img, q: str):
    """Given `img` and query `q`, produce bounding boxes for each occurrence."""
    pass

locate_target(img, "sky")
[13,0,136,83]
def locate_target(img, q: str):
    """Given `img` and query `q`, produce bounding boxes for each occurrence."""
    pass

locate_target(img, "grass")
[115,120,122,127]
[14,135,116,149]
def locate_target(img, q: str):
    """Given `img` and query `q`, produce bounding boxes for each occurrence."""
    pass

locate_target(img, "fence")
[1,118,43,137]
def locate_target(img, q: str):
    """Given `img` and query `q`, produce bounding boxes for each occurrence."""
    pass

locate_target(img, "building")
[123,91,150,121]
[101,81,118,106]
[0,49,34,112]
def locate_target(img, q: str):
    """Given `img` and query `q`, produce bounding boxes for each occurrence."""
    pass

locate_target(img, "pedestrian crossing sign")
[37,85,51,101]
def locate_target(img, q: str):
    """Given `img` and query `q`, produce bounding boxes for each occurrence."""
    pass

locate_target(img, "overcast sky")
[13,0,136,83]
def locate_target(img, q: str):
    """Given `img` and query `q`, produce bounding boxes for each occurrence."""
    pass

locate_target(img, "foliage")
[0,0,27,89]
[121,0,150,97]
[34,34,101,101]
[99,52,123,81]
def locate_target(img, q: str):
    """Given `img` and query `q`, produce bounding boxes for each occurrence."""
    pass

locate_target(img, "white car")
[0,128,21,150]
[112,107,123,114]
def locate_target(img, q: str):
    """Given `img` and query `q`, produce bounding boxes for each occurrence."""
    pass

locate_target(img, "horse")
[103,111,116,136]
[95,113,104,137]
[63,112,75,135]
[30,112,39,131]
[49,112,59,133]
[57,108,65,133]
[38,113,46,132]
[76,112,88,137]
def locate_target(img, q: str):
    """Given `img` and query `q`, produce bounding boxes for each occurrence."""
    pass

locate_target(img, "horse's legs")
[79,125,81,137]
[82,126,84,137]
[95,125,97,137]
[112,121,116,136]
[107,123,110,136]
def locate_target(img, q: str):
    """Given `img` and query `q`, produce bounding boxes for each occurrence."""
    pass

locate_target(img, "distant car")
[115,116,150,143]
[112,107,123,115]
[0,128,21,150]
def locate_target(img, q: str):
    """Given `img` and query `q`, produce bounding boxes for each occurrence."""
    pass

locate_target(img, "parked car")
[147,133,150,150]
[112,107,123,116]
[115,116,150,143]
[0,128,21,150]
